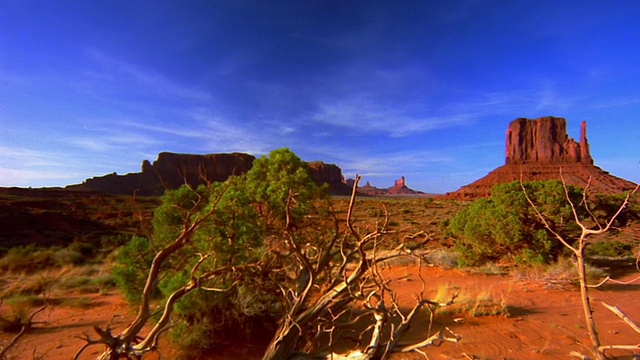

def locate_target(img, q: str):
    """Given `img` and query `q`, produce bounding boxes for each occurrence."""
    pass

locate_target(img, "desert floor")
[2,263,639,360]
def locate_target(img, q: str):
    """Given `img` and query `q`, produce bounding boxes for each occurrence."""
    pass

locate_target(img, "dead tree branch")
[0,304,46,359]
[262,175,457,359]
[521,173,639,360]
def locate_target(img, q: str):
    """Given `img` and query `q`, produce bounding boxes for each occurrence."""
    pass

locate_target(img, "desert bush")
[0,301,31,333]
[447,180,584,266]
[0,245,57,273]
[425,248,459,269]
[0,243,92,273]
[423,197,435,208]
[101,233,135,252]
[585,239,634,258]
[52,248,85,266]
[112,148,328,351]
[592,193,640,227]
[58,276,91,290]
[111,235,157,302]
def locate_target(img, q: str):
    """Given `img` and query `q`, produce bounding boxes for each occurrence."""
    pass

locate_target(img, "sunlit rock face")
[445,116,636,200]
[505,116,593,165]
[307,161,351,195]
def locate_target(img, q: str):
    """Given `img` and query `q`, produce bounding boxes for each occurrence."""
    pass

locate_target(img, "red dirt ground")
[2,265,639,360]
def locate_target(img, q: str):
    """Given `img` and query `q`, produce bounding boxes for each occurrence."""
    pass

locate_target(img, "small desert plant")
[52,248,85,266]
[423,197,435,208]
[466,290,509,317]
[431,285,508,318]
[0,302,31,333]
[425,248,459,269]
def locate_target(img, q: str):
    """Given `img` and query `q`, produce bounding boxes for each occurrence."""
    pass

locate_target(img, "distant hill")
[350,176,428,196]
[445,116,637,199]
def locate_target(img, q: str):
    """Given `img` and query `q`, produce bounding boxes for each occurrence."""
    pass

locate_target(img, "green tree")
[92,148,451,360]
[110,148,328,352]
[448,180,584,266]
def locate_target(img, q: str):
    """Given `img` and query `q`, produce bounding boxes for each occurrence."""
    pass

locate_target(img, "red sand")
[2,266,639,359]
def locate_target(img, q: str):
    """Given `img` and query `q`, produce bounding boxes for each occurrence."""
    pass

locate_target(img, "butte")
[445,116,637,200]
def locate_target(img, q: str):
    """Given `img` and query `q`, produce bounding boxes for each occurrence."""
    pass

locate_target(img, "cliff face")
[446,117,636,200]
[307,161,351,195]
[143,152,255,190]
[505,117,593,165]
[67,152,349,196]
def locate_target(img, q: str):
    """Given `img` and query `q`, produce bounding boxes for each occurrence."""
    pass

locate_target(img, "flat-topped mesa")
[505,116,593,165]
[67,152,351,196]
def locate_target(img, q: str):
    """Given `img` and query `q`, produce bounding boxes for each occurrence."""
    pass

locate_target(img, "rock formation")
[67,152,350,196]
[356,176,425,196]
[505,117,592,165]
[445,116,637,199]
[307,161,352,195]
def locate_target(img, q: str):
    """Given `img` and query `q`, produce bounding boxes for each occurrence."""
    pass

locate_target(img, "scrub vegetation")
[1,149,638,359]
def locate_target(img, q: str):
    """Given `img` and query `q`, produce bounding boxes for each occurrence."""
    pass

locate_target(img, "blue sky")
[1,1,639,193]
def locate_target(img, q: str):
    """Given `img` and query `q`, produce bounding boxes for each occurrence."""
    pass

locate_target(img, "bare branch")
[0,305,46,359]
[520,174,577,253]
[601,302,640,335]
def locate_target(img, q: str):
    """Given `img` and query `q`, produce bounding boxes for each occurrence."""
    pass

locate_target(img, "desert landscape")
[1,117,639,359]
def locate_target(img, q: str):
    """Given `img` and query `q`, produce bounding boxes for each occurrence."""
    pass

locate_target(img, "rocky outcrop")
[505,117,593,165]
[446,117,637,200]
[356,176,425,196]
[67,152,350,196]
[307,161,351,195]
[67,152,255,196]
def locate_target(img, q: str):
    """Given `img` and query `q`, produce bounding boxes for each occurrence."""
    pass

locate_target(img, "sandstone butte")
[445,116,638,200]
[67,152,353,196]
[67,151,426,197]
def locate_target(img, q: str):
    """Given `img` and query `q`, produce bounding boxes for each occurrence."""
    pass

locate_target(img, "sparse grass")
[429,283,510,318]
[0,263,116,300]
[465,289,510,317]
[511,256,608,287]
[59,296,93,308]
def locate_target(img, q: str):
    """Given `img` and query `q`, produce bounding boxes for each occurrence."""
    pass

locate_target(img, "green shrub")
[447,180,583,266]
[592,193,640,227]
[111,236,157,302]
[586,240,634,258]
[113,148,328,351]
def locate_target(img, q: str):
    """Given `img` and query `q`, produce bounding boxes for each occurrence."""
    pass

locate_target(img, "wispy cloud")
[0,146,88,186]
[312,96,473,137]
[85,49,213,103]
[0,146,69,168]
